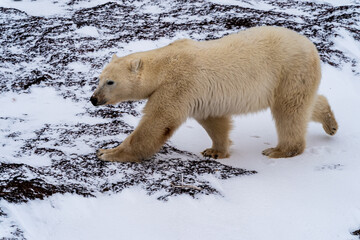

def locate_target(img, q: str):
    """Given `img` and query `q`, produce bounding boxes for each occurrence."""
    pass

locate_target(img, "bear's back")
[181,27,320,118]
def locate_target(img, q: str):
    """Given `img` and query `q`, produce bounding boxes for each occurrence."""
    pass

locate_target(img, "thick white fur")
[91,26,338,162]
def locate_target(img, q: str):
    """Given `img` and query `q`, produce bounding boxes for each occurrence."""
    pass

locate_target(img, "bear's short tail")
[311,95,338,136]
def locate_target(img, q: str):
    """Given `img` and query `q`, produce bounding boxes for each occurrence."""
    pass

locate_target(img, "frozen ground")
[0,0,360,239]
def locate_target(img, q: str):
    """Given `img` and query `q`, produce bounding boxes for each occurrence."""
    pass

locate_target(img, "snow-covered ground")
[1,0,360,239]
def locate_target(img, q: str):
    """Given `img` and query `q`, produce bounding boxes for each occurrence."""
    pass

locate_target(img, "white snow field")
[3,64,359,240]
[0,0,359,239]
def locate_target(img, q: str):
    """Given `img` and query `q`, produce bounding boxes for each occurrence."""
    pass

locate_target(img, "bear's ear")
[112,54,118,61]
[130,58,142,73]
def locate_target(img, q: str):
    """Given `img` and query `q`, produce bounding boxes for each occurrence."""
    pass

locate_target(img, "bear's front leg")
[97,102,187,162]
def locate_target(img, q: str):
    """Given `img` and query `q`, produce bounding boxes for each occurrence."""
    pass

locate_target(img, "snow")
[1,0,360,239]
[74,26,100,38]
[0,88,88,166]
[2,65,360,240]
[3,113,360,239]
[333,29,360,63]
[0,0,67,16]
[142,4,164,14]
[315,0,360,6]
[0,88,84,125]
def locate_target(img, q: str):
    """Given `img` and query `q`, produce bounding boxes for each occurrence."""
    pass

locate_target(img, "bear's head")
[90,54,145,106]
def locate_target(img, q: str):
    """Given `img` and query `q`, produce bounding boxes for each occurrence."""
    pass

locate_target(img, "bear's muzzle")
[90,96,99,106]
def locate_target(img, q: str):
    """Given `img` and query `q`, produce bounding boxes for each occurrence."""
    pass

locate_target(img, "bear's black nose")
[90,96,98,106]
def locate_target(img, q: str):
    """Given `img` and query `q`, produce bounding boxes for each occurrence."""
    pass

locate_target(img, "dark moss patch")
[352,229,360,237]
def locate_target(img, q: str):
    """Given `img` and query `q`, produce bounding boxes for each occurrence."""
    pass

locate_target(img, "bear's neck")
[135,49,195,100]
[151,52,194,86]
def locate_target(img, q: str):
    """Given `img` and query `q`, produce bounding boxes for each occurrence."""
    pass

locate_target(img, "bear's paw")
[201,148,229,159]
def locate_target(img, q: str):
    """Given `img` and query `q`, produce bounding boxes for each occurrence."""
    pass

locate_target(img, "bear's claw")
[322,111,338,136]
[96,148,113,158]
[201,148,229,159]
[96,149,102,157]
[96,148,141,162]
[96,148,118,161]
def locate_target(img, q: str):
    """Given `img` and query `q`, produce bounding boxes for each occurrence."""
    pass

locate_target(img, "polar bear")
[90,26,338,162]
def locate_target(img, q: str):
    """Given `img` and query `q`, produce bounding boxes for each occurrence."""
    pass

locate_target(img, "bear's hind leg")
[263,87,317,158]
[197,116,232,159]
[311,95,338,136]
[263,105,308,158]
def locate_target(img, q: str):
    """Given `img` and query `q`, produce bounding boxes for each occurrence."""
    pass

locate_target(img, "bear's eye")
[106,80,114,86]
